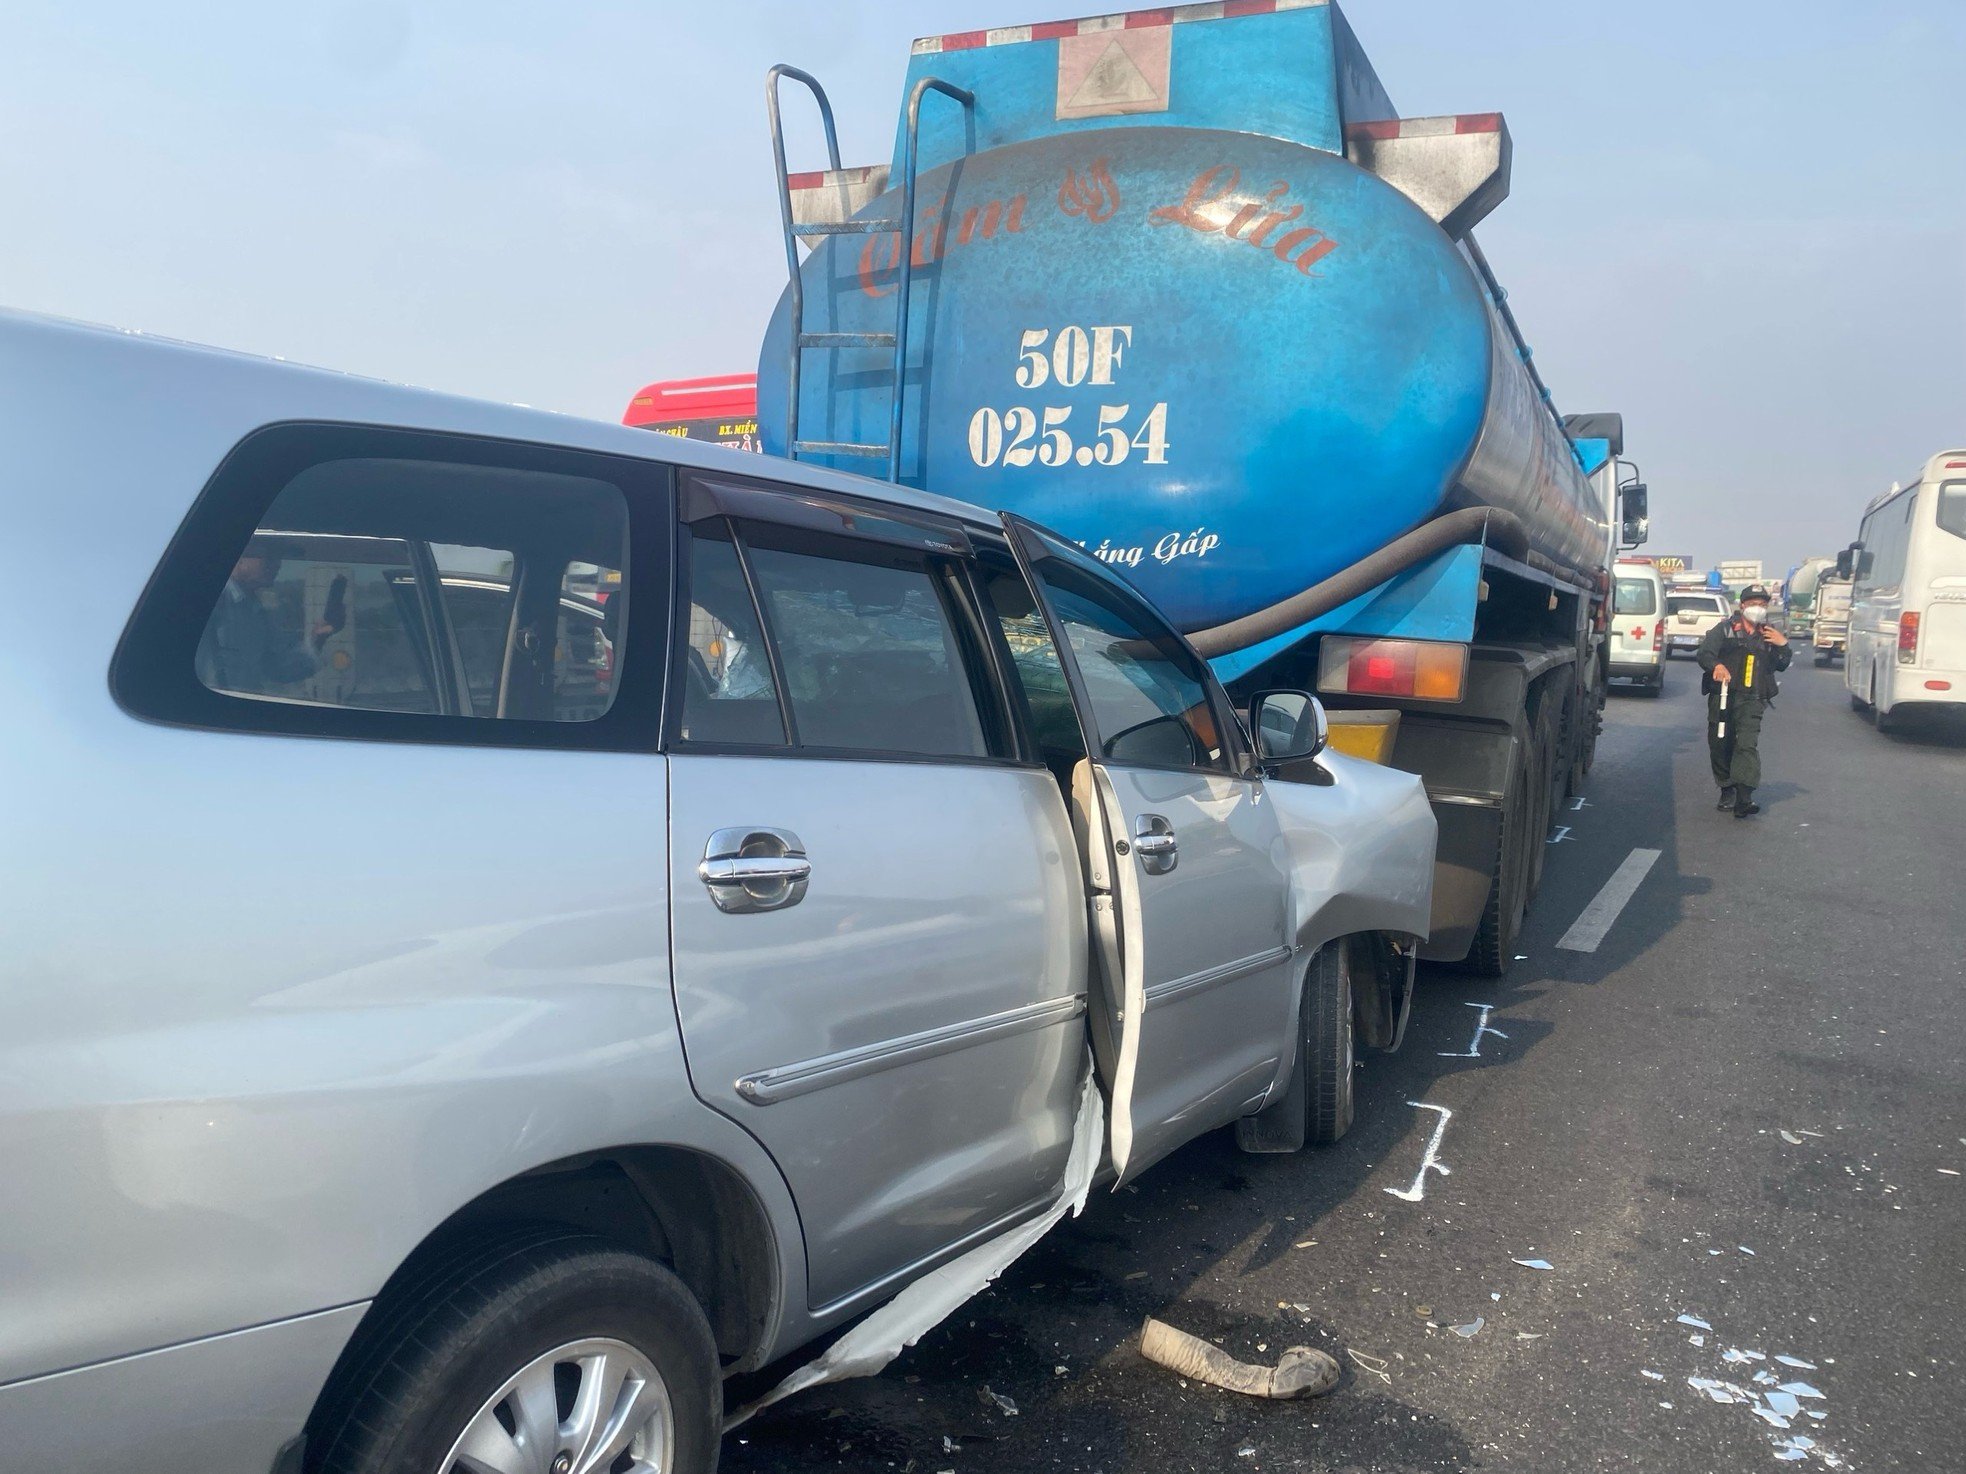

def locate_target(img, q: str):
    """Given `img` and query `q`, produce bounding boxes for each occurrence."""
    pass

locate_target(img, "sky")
[3,0,1962,574]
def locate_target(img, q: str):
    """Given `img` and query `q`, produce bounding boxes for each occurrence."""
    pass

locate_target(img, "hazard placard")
[1055,26,1171,121]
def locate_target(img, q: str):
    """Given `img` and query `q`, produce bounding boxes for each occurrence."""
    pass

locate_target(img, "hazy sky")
[3,0,1961,572]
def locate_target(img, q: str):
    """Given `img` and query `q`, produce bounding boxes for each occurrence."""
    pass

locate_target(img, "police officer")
[1696,584,1792,817]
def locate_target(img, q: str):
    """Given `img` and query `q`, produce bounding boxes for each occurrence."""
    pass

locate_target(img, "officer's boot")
[1716,785,1735,811]
[1733,787,1760,818]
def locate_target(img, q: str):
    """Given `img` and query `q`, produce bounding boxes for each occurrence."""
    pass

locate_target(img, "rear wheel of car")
[1647,668,1666,697]
[307,1229,722,1474]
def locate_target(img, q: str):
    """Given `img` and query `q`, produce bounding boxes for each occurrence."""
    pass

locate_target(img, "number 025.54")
[968,402,1170,470]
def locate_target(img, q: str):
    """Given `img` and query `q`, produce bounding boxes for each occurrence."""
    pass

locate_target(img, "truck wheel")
[1468,744,1531,977]
[1234,943,1354,1153]
[1527,698,1562,898]
[307,1229,722,1474]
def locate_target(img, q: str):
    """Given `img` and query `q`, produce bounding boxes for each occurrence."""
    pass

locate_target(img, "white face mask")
[1742,605,1768,626]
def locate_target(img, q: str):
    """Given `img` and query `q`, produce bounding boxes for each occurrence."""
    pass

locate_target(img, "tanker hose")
[1184,507,1531,658]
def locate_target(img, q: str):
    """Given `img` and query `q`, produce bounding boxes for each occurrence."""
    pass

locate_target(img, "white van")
[1846,450,1966,731]
[1607,558,1667,694]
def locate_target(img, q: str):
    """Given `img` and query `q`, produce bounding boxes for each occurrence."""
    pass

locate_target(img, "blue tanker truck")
[755,0,1649,975]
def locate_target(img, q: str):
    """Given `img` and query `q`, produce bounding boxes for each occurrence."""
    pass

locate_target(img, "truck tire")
[1234,942,1354,1153]
[1468,741,1531,977]
[1526,696,1561,898]
[307,1228,722,1474]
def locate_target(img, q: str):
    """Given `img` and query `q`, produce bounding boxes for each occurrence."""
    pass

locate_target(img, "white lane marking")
[1556,847,1662,953]
[1384,1102,1453,1202]
[1439,1002,1508,1059]
[1547,825,1574,844]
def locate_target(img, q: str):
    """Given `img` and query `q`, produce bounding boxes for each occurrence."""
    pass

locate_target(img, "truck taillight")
[1318,637,1469,703]
[1899,611,1920,664]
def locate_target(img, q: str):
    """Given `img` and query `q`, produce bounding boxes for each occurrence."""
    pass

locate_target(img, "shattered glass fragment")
[1778,1382,1824,1399]
[1774,1356,1817,1370]
[1767,1391,1801,1418]
[1676,1315,1713,1330]
[1512,1258,1553,1271]
[1450,1318,1484,1338]
[1780,1131,1804,1145]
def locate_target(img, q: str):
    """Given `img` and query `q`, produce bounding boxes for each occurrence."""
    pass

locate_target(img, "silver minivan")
[0,309,1436,1474]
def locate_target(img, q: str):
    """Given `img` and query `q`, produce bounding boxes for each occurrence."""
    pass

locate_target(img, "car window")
[744,536,990,759]
[194,458,628,724]
[1027,554,1232,773]
[678,524,788,747]
[980,565,1084,762]
[1614,577,1658,615]
[1938,480,1966,541]
[1668,595,1723,616]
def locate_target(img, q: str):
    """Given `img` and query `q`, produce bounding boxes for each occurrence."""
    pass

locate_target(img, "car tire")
[1646,669,1666,697]
[1235,942,1356,1154]
[306,1229,722,1474]
[1301,942,1357,1147]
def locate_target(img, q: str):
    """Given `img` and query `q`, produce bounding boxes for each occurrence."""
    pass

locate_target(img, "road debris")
[1450,1317,1485,1338]
[1676,1314,1713,1330]
[1346,1348,1392,1385]
[1139,1318,1340,1400]
[979,1387,1018,1417]
[1512,1258,1554,1271]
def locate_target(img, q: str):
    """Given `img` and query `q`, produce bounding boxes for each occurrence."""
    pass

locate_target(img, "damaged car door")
[1003,517,1298,1178]
[665,476,1089,1312]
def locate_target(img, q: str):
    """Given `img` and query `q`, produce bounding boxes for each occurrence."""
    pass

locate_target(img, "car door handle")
[1132,814,1178,875]
[699,827,810,914]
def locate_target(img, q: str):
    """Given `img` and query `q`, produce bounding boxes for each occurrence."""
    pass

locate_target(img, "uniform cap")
[1739,584,1773,604]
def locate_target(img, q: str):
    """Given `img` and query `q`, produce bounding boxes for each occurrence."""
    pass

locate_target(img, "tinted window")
[195,458,627,723]
[1938,480,1966,541]
[745,539,989,759]
[1030,557,1231,773]
[114,425,662,752]
[678,525,787,747]
[1668,595,1725,616]
[980,566,1083,762]
[1613,577,1658,615]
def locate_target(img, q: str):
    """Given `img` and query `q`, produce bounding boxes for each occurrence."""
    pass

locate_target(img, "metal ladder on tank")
[766,66,973,483]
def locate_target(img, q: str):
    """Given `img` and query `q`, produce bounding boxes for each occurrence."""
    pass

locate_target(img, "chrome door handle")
[700,827,810,913]
[1132,814,1178,875]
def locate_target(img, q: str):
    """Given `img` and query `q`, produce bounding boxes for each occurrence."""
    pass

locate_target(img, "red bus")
[621,374,760,453]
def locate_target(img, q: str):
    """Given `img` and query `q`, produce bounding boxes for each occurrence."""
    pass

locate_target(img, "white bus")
[1845,450,1966,730]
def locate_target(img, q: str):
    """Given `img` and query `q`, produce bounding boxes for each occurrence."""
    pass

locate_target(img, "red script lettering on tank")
[857,193,1030,298]
[1058,157,1121,223]
[1149,165,1339,276]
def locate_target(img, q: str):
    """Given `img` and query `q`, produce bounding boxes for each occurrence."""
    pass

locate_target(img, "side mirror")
[1249,689,1328,763]
[1835,546,1854,579]
[1619,482,1650,549]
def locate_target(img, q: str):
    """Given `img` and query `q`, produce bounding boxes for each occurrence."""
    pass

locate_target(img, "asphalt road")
[724,656,1966,1474]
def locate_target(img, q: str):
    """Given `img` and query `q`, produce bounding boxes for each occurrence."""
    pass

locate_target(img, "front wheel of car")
[307,1229,722,1474]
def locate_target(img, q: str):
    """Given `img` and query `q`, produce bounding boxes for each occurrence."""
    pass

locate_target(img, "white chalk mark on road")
[1440,1002,1509,1059]
[1556,847,1663,953]
[1384,1102,1454,1203]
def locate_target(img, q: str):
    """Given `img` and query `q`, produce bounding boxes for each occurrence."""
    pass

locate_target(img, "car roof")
[0,306,1001,533]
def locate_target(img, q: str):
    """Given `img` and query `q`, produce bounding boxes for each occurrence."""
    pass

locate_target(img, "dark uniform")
[1695,590,1792,816]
